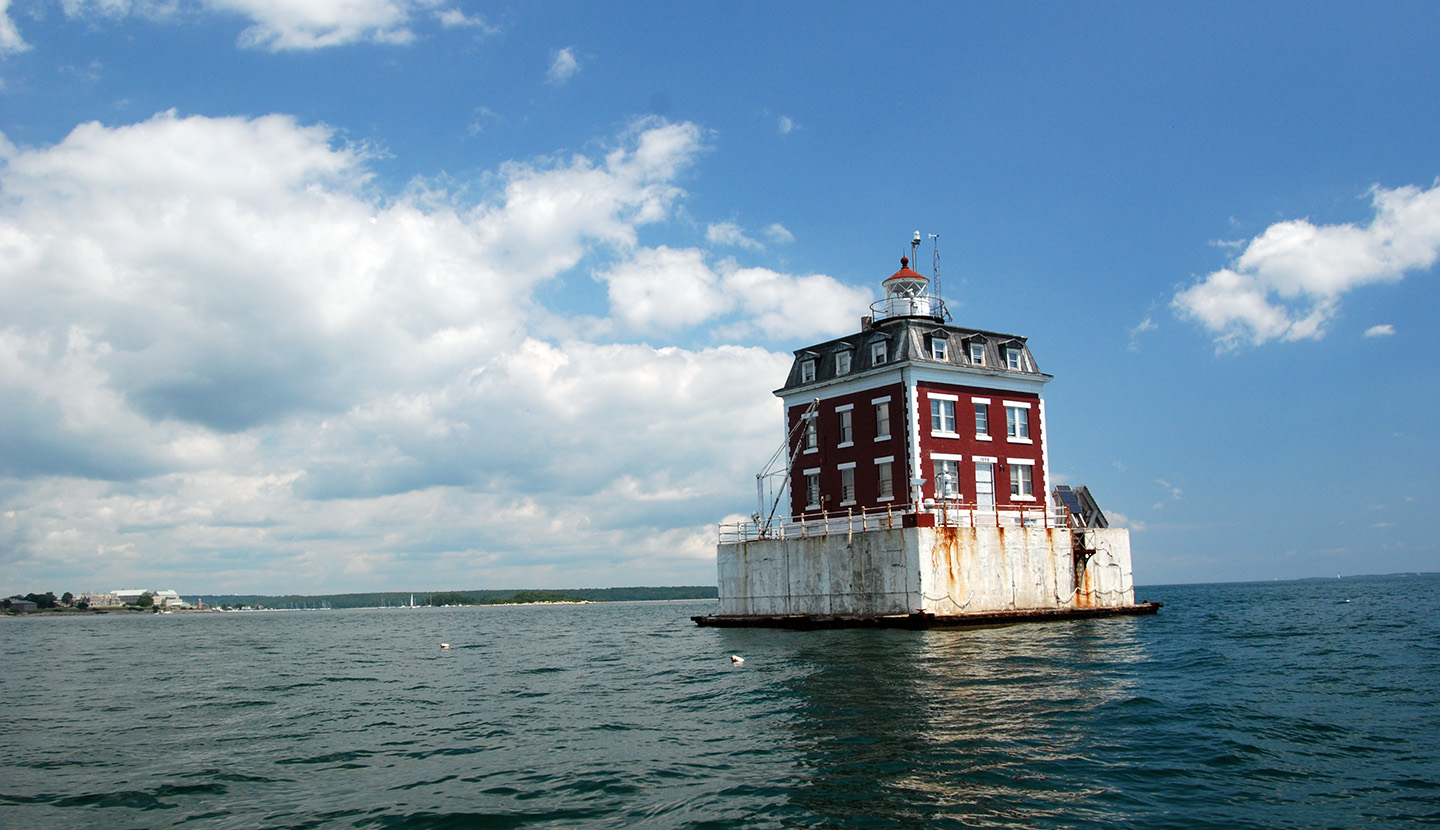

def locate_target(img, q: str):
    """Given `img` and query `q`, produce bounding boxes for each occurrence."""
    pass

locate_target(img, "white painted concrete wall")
[716,523,1138,618]
[1075,528,1135,607]
[716,528,920,616]
[918,526,1074,614]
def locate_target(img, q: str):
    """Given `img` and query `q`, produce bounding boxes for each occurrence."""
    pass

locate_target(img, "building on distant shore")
[105,589,192,608]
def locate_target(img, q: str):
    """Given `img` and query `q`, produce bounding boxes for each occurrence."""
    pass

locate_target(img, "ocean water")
[3,575,1438,829]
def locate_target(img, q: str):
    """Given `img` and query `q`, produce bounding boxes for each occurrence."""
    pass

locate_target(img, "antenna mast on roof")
[930,233,950,321]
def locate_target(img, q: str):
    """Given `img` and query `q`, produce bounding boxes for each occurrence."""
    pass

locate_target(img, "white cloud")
[1364,324,1396,338]
[56,0,476,50]
[594,247,872,339]
[595,246,727,329]
[219,0,426,49]
[546,46,580,85]
[0,110,841,593]
[1127,315,1157,351]
[706,221,794,251]
[1173,181,1440,350]
[706,221,762,251]
[435,7,492,29]
[1155,478,1182,501]
[764,223,794,244]
[0,0,28,54]
[778,115,797,135]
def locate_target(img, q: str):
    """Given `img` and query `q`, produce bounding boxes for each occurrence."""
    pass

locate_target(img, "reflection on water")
[731,619,1150,827]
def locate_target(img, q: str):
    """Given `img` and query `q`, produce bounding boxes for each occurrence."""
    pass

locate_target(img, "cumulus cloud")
[1173,181,1440,350]
[546,46,580,85]
[1364,324,1395,338]
[0,110,854,593]
[0,0,28,54]
[595,247,872,338]
[56,0,474,50]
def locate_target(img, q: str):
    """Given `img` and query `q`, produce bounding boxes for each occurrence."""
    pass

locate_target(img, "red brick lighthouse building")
[697,238,1155,629]
[778,255,1050,522]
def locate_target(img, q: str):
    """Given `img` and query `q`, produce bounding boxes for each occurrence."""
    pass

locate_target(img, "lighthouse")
[777,255,1050,523]
[696,239,1157,629]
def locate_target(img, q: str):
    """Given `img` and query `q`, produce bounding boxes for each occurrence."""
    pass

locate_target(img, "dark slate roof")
[777,317,1050,394]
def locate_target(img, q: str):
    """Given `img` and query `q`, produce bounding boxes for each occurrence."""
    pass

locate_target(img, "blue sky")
[1,2,1437,594]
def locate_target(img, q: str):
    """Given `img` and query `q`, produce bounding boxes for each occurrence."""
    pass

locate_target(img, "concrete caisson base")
[703,523,1144,628]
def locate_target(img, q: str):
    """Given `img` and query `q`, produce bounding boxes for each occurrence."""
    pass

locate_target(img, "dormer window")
[835,351,851,375]
[870,339,887,365]
[969,342,984,365]
[800,359,816,383]
[1006,346,1023,370]
[930,336,948,361]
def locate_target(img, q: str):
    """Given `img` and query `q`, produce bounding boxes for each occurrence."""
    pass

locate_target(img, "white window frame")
[834,351,851,376]
[931,337,948,360]
[875,456,895,501]
[929,393,958,436]
[836,405,854,448]
[973,397,991,440]
[870,340,887,365]
[970,342,984,364]
[804,467,822,510]
[838,461,857,506]
[1004,400,1032,443]
[803,414,818,453]
[800,359,816,383]
[932,453,963,500]
[1006,346,1023,371]
[1007,458,1035,500]
[873,397,892,441]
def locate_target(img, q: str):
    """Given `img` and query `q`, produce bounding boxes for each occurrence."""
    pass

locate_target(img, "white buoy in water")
[440,643,451,649]
[730,655,744,664]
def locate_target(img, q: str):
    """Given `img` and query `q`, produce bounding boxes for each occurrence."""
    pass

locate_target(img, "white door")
[975,463,995,509]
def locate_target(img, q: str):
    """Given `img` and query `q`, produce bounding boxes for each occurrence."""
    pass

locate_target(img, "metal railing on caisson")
[718,500,1072,544]
[927,499,1070,530]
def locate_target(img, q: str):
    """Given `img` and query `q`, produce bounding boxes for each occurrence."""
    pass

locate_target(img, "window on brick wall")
[1006,405,1030,441]
[933,458,960,499]
[930,398,956,434]
[876,460,894,500]
[1009,462,1034,499]
[839,466,856,505]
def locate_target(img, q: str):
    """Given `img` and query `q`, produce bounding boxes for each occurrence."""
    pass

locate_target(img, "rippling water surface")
[4,575,1439,828]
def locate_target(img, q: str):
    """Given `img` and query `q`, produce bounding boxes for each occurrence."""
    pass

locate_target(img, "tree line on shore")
[191,586,717,609]
[3,591,154,611]
[4,586,717,613]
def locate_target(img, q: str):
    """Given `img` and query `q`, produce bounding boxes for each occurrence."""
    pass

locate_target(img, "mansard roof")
[777,317,1051,395]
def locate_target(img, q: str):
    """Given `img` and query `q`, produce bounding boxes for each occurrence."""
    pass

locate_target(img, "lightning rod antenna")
[930,234,945,319]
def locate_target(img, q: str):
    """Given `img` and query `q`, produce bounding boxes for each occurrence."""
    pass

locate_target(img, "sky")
[1,2,1438,594]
